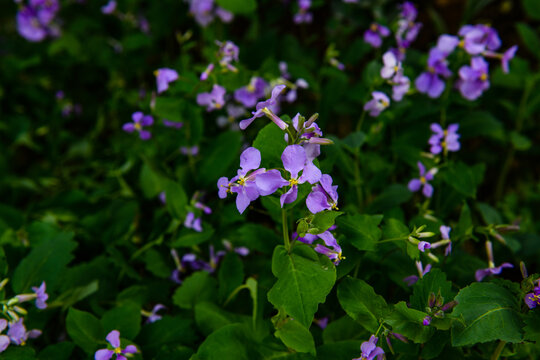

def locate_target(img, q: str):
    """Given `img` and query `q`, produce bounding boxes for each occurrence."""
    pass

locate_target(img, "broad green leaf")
[164,180,188,220]
[153,97,182,122]
[336,214,383,251]
[136,316,197,357]
[253,123,287,169]
[12,231,77,293]
[442,162,477,198]
[173,271,218,310]
[308,211,343,235]
[275,319,316,355]
[101,302,142,339]
[317,340,364,360]
[381,218,409,239]
[218,253,244,302]
[322,316,366,344]
[143,249,170,278]
[476,202,502,224]
[516,22,540,59]
[366,185,412,213]
[454,203,473,239]
[386,302,433,343]
[523,0,540,20]
[216,0,257,14]
[410,269,453,311]
[198,131,242,187]
[268,245,336,327]
[195,301,239,335]
[66,308,104,354]
[510,131,532,151]
[459,111,504,140]
[195,324,254,360]
[38,342,75,360]
[172,228,214,247]
[1,347,36,360]
[340,131,366,151]
[337,277,389,333]
[139,163,165,199]
[524,309,540,343]
[451,282,523,346]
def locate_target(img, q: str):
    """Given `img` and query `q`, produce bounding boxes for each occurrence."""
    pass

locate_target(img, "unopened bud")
[428,292,436,308]
[308,137,333,145]
[441,300,458,312]
[417,232,435,238]
[520,261,528,279]
[304,113,319,128]
[13,306,27,315]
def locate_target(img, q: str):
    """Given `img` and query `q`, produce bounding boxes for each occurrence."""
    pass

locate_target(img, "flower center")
[331,203,339,210]
[238,177,246,186]
[289,178,299,186]
[458,39,465,48]
[420,176,426,184]
[114,347,122,354]
[134,122,142,131]
[480,73,487,81]
[153,70,160,77]
[370,23,378,32]
[393,65,399,72]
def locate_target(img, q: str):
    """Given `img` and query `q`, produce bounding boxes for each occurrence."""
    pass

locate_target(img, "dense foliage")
[1,0,540,359]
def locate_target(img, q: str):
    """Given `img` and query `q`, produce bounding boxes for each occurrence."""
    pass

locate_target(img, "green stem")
[355,110,367,133]
[378,236,409,244]
[282,209,290,252]
[490,340,506,360]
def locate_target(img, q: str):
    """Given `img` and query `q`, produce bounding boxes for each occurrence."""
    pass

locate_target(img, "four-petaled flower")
[7,319,41,346]
[32,281,48,309]
[306,174,339,214]
[415,49,451,99]
[525,281,540,309]
[123,112,154,140]
[239,85,288,130]
[296,228,343,265]
[408,162,434,198]
[234,77,268,108]
[197,84,226,111]
[429,123,460,155]
[458,56,490,101]
[256,145,321,207]
[95,330,138,360]
[155,68,179,94]
[364,23,390,48]
[364,91,390,117]
[353,335,384,360]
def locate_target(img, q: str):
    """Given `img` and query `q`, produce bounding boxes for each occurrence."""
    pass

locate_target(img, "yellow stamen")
[237,177,246,186]
[134,122,142,131]
[114,347,122,354]
[370,23,378,32]
[331,203,339,210]
[153,70,160,77]
[458,39,465,48]
[289,178,299,186]
[420,176,426,184]
[480,73,487,81]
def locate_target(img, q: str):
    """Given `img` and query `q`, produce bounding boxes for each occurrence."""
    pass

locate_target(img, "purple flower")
[364,23,390,48]
[144,304,166,323]
[101,0,116,14]
[315,317,329,329]
[525,284,540,309]
[95,330,138,360]
[234,77,268,108]
[423,316,432,326]
[430,225,452,256]
[123,112,153,140]
[458,24,501,55]
[296,230,343,265]
[475,263,514,282]
[200,63,214,81]
[159,191,166,204]
[436,34,460,55]
[415,49,451,98]
[428,123,460,155]
[196,84,226,111]
[399,1,417,22]
[458,56,490,100]
[180,146,199,156]
[363,91,390,117]
[293,0,313,24]
[353,335,384,360]
[215,7,233,23]
[306,174,339,213]
[32,282,48,309]
[418,241,431,252]
[501,46,518,73]
[184,212,203,232]
[408,162,434,198]
[189,0,214,27]
[155,68,179,94]
[475,241,513,281]
[381,51,401,79]
[217,40,239,72]
[403,261,432,286]
[239,85,288,130]
[16,7,47,42]
[217,104,245,129]
[7,319,41,346]
[218,147,265,214]
[0,320,9,353]
[163,119,183,129]
[30,0,59,24]
[256,145,321,207]
[391,73,410,101]
[222,240,250,257]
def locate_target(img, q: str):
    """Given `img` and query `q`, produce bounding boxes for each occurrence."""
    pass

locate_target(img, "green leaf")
[143,249,170,278]
[1,347,36,360]
[38,342,75,360]
[136,316,197,356]
[195,301,240,335]
[510,131,532,151]
[524,309,540,343]
[381,218,409,239]
[66,308,104,354]
[410,269,453,311]
[366,185,412,213]
[195,324,254,360]
[337,277,389,333]
[216,0,257,14]
[454,203,473,239]
[336,214,383,251]
[459,111,504,140]
[164,180,188,220]
[476,202,502,224]
[268,245,336,327]
[451,282,523,346]
[275,319,316,355]
[386,302,433,343]
[12,231,77,293]
[218,253,245,302]
[442,161,477,198]
[252,123,287,169]
[101,302,142,339]
[308,211,343,235]
[340,131,366,151]
[322,316,366,344]
[523,0,540,21]
[173,271,218,310]
[516,22,540,59]
[172,228,215,247]
[153,97,182,122]
[198,131,242,187]
[139,163,165,199]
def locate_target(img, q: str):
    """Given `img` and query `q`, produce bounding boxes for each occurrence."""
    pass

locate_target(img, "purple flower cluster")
[188,0,233,27]
[415,24,517,100]
[95,330,138,360]
[295,227,343,265]
[429,123,460,155]
[381,51,410,101]
[123,112,154,140]
[392,1,422,59]
[199,40,239,81]
[293,0,312,24]
[525,281,540,309]
[353,335,384,360]
[422,292,457,327]
[16,0,61,42]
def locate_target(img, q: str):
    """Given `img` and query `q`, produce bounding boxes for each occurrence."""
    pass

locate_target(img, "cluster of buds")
[422,291,457,326]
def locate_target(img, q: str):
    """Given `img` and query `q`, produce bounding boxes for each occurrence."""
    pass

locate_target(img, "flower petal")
[282,145,307,179]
